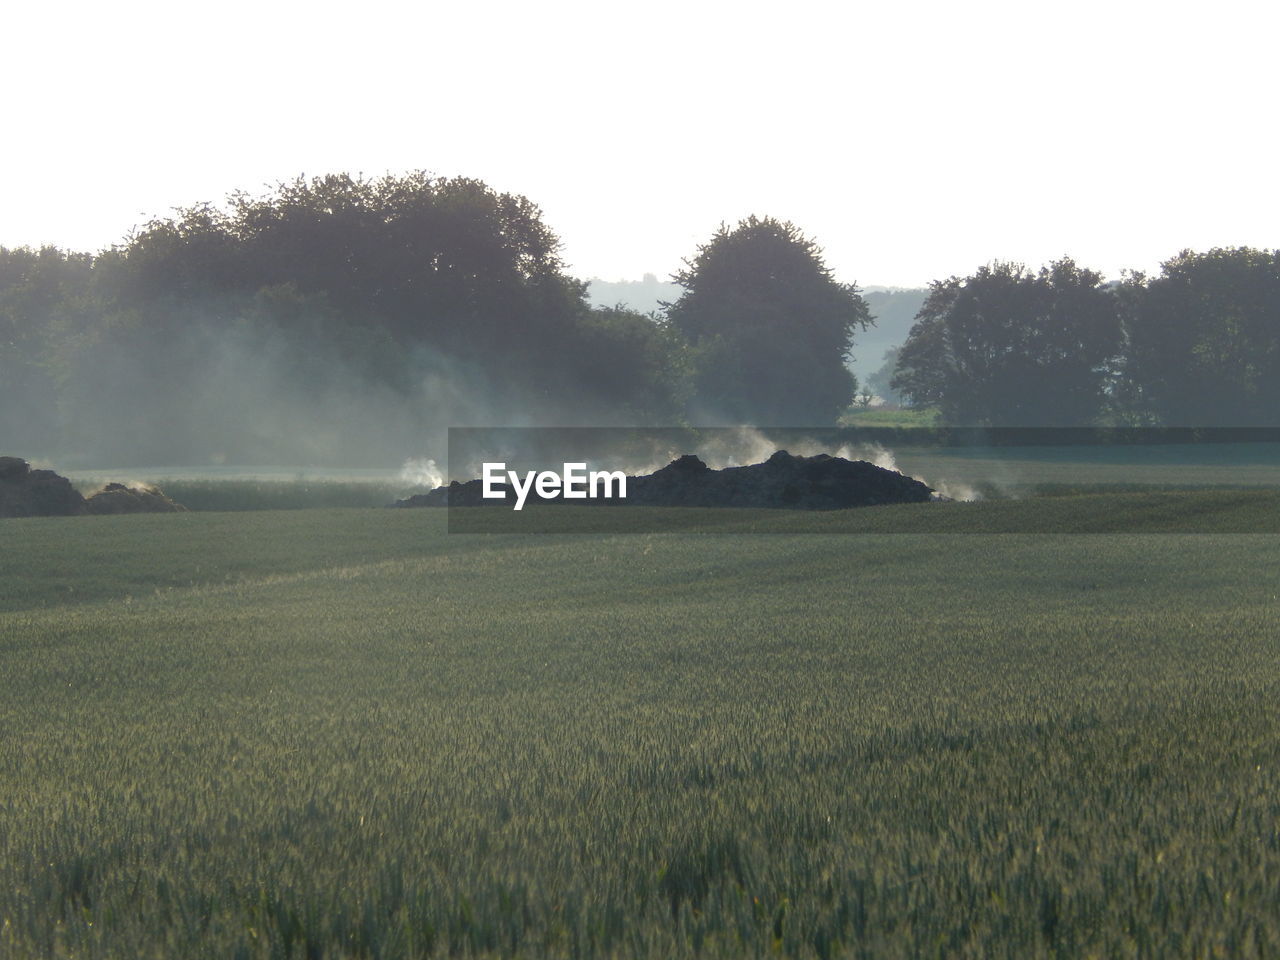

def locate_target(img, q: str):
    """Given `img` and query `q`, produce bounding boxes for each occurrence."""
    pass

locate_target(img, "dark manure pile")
[396,449,936,510]
[0,457,186,518]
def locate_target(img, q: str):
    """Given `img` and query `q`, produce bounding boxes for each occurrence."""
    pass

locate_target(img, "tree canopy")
[0,174,693,464]
[665,216,871,425]
[114,173,585,359]
[1120,247,1280,426]
[892,260,1122,426]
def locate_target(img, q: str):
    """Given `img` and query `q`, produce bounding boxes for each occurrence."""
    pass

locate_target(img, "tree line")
[0,174,863,464]
[891,251,1280,427]
[1,171,1276,466]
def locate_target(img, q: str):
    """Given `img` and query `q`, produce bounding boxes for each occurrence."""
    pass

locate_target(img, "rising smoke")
[28,302,628,473]
[19,304,984,503]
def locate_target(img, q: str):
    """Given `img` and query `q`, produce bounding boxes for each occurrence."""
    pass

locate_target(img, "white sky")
[3,0,1276,288]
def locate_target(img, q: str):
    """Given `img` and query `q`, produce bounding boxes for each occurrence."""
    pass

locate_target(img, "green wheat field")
[3,490,1280,957]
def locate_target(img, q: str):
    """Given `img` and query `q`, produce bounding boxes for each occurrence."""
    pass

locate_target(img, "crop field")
[2,494,1280,958]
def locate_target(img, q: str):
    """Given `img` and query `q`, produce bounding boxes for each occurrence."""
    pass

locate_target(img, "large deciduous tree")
[891,259,1121,426]
[1120,247,1280,426]
[665,216,871,425]
[26,172,702,464]
[114,173,588,369]
[104,172,606,422]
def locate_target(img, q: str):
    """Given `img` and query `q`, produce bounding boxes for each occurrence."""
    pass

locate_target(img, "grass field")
[837,408,941,428]
[65,476,412,512]
[2,496,1279,958]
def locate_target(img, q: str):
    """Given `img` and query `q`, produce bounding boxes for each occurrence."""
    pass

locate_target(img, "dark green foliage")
[0,246,96,454]
[892,259,1123,426]
[1120,247,1280,426]
[565,306,692,423]
[667,216,872,425]
[112,173,590,398]
[117,174,578,347]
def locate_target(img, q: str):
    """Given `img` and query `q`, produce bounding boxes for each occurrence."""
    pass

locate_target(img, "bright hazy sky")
[4,0,1276,288]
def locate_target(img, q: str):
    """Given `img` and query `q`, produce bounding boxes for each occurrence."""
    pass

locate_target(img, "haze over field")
[5,1,1277,287]
[3,1,1277,476]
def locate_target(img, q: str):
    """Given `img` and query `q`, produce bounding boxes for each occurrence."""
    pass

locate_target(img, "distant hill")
[584,275,679,316]
[853,288,927,380]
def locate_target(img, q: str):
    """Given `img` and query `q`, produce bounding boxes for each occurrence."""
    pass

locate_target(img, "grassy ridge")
[2,502,1279,957]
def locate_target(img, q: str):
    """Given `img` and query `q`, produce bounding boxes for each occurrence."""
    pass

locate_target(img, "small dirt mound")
[84,482,187,515]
